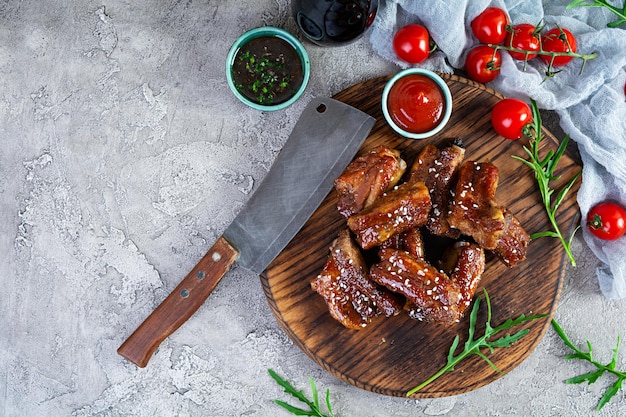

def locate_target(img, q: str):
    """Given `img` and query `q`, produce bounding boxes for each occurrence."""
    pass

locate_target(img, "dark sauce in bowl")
[231,36,305,106]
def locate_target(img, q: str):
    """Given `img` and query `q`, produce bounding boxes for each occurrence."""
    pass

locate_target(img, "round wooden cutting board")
[260,74,581,398]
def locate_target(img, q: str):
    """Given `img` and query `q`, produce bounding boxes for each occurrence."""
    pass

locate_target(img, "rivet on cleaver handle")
[117,97,375,367]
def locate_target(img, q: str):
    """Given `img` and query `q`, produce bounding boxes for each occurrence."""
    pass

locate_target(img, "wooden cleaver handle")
[117,235,239,367]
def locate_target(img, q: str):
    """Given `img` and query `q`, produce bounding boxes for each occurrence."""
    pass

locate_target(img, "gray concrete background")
[2,1,625,416]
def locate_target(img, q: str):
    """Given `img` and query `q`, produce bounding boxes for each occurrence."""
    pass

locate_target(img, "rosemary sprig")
[512,99,581,267]
[407,289,546,396]
[567,0,626,28]
[552,319,626,410]
[268,368,336,417]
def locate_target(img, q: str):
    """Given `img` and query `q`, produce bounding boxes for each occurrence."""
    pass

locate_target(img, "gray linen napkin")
[370,0,626,298]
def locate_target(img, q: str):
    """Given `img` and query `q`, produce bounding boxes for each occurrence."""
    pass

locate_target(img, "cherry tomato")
[504,23,540,60]
[471,7,510,45]
[465,45,501,83]
[540,27,577,66]
[586,201,626,240]
[490,98,532,140]
[393,24,431,64]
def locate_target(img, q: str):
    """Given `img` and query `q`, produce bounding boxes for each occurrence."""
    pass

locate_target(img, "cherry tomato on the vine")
[504,23,541,60]
[465,45,501,83]
[540,27,577,66]
[491,98,532,140]
[586,201,626,240]
[471,7,510,45]
[393,24,431,64]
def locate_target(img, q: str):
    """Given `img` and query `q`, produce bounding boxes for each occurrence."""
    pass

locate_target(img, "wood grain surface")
[260,74,581,398]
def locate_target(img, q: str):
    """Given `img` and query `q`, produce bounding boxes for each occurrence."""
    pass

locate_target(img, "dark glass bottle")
[292,0,378,46]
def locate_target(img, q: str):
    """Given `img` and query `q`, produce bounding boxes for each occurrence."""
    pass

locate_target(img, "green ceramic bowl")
[226,26,310,111]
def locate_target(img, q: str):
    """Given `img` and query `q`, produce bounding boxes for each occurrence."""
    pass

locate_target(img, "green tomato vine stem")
[484,23,597,77]
[489,43,597,75]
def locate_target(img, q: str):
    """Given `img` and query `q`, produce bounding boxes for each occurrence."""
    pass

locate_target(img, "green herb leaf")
[566,369,605,385]
[447,335,460,365]
[567,0,626,28]
[310,377,320,410]
[514,99,581,266]
[406,290,546,396]
[598,379,623,410]
[268,369,336,417]
[552,319,626,410]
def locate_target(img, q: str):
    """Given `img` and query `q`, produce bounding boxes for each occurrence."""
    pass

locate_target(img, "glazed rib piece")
[408,141,465,238]
[439,241,485,311]
[447,160,529,266]
[334,145,407,218]
[447,161,506,249]
[347,181,432,250]
[370,241,485,324]
[494,209,530,267]
[370,249,463,324]
[311,229,402,330]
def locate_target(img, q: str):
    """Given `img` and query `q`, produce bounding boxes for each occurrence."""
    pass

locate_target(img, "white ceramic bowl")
[382,68,452,139]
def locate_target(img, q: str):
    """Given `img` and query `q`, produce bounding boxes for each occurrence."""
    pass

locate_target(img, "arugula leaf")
[552,319,626,410]
[512,99,581,266]
[406,290,546,396]
[268,369,336,417]
[567,0,626,28]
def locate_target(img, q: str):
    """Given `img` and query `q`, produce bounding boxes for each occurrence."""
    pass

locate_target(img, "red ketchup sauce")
[387,74,446,134]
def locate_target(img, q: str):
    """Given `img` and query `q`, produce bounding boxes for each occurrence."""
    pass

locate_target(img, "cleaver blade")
[118,97,375,367]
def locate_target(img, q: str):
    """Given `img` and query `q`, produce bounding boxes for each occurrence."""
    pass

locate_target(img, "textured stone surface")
[2,1,625,416]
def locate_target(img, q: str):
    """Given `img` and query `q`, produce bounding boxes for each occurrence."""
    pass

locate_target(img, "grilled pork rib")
[408,142,465,238]
[370,249,463,324]
[440,241,485,310]
[347,181,432,250]
[447,161,529,266]
[311,229,402,330]
[370,242,485,324]
[334,145,407,218]
[494,208,530,267]
[448,161,506,249]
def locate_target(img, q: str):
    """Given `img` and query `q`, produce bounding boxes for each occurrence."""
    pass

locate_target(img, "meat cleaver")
[117,97,375,367]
